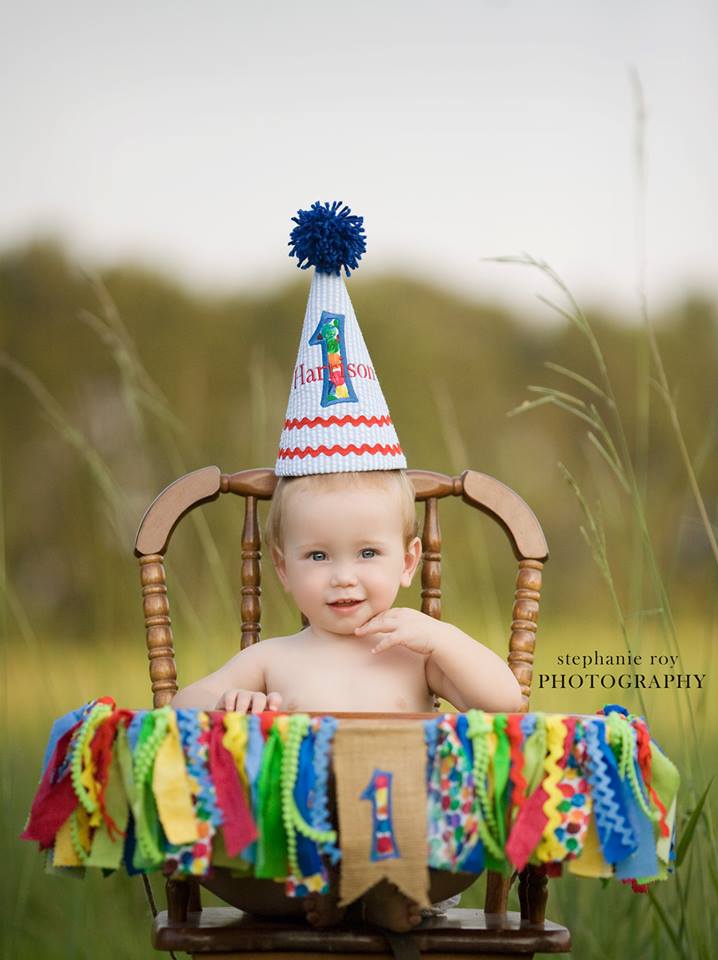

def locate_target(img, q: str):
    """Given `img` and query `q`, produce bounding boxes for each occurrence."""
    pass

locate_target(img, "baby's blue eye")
[360,548,377,559]
[309,551,327,561]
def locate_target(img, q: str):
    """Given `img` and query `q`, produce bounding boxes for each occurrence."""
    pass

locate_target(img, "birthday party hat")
[275,201,407,476]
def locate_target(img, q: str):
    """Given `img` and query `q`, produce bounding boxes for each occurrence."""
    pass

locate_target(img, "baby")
[172,469,523,932]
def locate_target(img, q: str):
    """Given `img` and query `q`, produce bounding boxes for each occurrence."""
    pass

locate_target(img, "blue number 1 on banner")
[360,769,400,861]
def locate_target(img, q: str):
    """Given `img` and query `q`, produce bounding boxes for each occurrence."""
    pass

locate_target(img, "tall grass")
[488,249,716,956]
[482,77,717,955]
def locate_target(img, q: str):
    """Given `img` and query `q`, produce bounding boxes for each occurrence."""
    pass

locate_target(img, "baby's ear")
[272,547,290,591]
[400,536,422,588]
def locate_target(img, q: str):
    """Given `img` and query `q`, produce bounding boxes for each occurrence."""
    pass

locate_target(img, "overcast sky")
[2,1,716,319]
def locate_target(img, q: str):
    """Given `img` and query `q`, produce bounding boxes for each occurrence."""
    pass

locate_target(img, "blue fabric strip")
[615,754,659,880]
[520,715,537,739]
[295,729,324,877]
[240,715,264,864]
[127,711,147,752]
[41,705,88,774]
[584,721,637,864]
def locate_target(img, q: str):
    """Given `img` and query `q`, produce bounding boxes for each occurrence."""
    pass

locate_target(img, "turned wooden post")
[509,559,543,711]
[240,495,261,648]
[139,554,177,708]
[421,496,442,620]
[519,865,549,925]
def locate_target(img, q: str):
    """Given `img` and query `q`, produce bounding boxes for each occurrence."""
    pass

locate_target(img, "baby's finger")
[223,690,242,711]
[250,692,267,714]
[355,614,395,636]
[371,634,402,654]
[235,690,253,713]
[267,692,283,711]
[354,612,387,635]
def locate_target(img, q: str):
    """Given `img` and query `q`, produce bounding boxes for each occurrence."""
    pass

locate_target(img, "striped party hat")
[275,201,407,476]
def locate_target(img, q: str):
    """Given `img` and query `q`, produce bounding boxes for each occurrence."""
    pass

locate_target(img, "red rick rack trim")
[506,715,528,812]
[277,443,404,460]
[283,414,393,430]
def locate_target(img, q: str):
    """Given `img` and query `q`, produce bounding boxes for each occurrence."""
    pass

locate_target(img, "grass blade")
[646,888,686,958]
[544,360,610,401]
[587,430,630,493]
[676,776,714,867]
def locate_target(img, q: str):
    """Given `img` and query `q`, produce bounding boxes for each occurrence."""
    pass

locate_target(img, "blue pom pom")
[289,201,366,277]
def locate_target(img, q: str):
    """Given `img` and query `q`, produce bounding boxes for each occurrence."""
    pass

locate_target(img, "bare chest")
[264,643,434,713]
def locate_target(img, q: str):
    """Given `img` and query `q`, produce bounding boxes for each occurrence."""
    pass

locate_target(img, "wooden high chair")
[135,466,570,959]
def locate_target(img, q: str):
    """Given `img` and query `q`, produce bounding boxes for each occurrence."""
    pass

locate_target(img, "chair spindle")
[240,495,261,648]
[139,554,178,708]
[509,559,543,710]
[421,496,442,620]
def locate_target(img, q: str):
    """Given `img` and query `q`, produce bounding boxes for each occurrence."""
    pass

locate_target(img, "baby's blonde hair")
[265,470,418,555]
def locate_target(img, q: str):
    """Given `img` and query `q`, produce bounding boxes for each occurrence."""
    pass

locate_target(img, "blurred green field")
[2,240,717,958]
[4,619,715,960]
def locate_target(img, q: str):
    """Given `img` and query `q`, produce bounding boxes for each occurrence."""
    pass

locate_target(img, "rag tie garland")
[22,701,679,894]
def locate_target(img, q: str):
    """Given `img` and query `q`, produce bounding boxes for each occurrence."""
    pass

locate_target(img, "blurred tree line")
[1,238,716,653]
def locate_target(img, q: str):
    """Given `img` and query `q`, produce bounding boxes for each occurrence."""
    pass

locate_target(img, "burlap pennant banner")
[333,720,430,908]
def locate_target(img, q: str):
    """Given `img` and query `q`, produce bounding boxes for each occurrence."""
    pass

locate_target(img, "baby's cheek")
[369,569,401,605]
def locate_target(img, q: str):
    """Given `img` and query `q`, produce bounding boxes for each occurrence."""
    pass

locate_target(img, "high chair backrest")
[134,466,548,711]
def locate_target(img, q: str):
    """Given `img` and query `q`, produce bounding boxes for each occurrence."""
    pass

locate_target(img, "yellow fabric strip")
[568,813,613,878]
[80,741,102,828]
[54,814,82,867]
[152,710,198,845]
[656,797,677,866]
[222,714,249,792]
[536,716,567,863]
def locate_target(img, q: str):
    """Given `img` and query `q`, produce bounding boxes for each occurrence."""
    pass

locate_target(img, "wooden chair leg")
[188,877,203,913]
[166,878,190,922]
[484,870,511,914]
[519,866,548,925]
[166,877,202,922]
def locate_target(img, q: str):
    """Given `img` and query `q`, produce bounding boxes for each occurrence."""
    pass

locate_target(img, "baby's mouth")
[328,599,364,610]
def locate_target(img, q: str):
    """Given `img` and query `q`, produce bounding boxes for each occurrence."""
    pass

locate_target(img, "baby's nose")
[330,564,358,586]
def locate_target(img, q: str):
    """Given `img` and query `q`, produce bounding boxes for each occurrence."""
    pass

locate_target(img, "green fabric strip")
[131,713,165,872]
[255,725,289,878]
[522,718,547,796]
[650,744,680,813]
[492,714,510,852]
[86,751,129,869]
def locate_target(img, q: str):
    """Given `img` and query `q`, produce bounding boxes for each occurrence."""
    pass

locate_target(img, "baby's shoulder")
[251,631,307,657]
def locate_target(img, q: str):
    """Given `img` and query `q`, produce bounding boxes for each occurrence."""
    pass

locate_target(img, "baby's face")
[272,481,420,639]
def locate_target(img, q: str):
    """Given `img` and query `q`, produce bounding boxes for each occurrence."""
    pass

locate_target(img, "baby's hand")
[215,689,283,713]
[355,608,446,656]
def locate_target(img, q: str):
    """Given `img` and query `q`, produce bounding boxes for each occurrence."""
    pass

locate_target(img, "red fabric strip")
[506,715,527,813]
[633,718,669,838]
[260,712,276,739]
[20,723,81,848]
[91,709,133,840]
[505,718,576,872]
[209,714,257,857]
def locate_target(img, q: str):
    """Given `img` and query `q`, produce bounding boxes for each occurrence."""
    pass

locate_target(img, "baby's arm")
[355,609,523,713]
[423,623,523,712]
[171,642,280,712]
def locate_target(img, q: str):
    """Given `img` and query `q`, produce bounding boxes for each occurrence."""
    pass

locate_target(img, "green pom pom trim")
[71,702,113,815]
[281,715,337,876]
[467,710,504,861]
